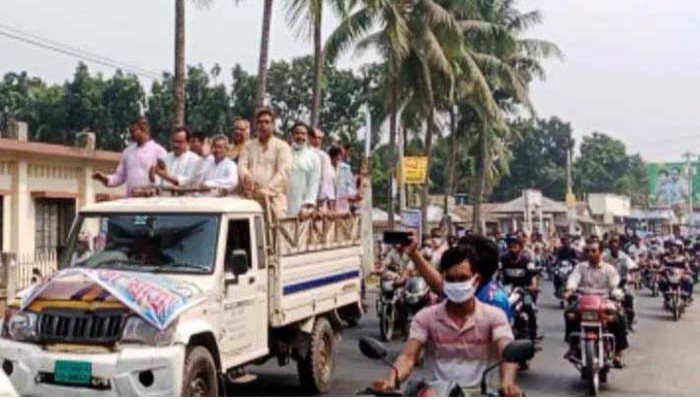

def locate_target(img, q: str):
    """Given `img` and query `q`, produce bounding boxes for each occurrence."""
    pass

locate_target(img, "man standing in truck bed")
[239,107,293,217]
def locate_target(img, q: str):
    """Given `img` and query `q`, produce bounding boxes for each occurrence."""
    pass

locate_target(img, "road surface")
[227,283,699,396]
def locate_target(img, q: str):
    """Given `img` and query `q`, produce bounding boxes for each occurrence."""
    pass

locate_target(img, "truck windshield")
[59,213,220,274]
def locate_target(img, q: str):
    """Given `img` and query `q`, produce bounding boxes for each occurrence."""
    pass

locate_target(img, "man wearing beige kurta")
[239,108,293,218]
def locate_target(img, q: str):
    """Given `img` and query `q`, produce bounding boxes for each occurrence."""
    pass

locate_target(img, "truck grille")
[37,308,127,344]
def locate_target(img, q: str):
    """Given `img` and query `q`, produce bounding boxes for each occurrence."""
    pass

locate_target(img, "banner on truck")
[20,268,204,330]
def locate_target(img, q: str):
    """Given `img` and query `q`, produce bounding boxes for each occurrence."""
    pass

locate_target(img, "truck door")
[220,216,268,367]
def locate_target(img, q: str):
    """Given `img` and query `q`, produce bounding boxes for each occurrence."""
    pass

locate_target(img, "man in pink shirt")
[371,245,522,396]
[93,117,167,196]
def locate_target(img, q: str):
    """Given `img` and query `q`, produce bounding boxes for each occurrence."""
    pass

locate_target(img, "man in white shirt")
[309,128,335,210]
[150,126,203,187]
[288,122,321,216]
[200,134,239,190]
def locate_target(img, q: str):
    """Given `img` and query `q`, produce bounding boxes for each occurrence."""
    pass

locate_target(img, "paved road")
[227,282,700,397]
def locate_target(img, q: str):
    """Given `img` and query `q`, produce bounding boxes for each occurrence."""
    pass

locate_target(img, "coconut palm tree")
[285,0,348,128]
[325,0,412,227]
[173,0,186,125]
[255,0,275,110]
[456,0,561,232]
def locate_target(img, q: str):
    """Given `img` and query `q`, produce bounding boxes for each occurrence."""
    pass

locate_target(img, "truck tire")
[297,317,335,394]
[181,345,219,397]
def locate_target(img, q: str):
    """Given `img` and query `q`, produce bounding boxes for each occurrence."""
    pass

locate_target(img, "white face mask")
[443,277,477,304]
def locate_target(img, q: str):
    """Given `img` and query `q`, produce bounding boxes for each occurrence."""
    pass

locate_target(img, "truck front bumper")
[0,338,185,396]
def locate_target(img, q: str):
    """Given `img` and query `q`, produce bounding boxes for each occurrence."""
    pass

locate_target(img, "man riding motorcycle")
[604,237,638,330]
[371,244,522,396]
[659,239,694,305]
[564,240,628,368]
[556,235,580,264]
[500,236,540,340]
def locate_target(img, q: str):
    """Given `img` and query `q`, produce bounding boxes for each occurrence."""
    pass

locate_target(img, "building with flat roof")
[0,121,123,256]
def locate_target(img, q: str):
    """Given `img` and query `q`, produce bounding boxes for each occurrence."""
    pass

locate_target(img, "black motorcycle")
[377,273,400,341]
[553,260,574,308]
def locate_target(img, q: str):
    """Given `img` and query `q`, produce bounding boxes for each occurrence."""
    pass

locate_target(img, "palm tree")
[325,0,412,227]
[255,0,275,110]
[286,0,347,128]
[458,0,562,232]
[173,0,186,125]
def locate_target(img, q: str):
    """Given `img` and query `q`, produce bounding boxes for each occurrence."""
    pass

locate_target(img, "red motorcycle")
[566,289,617,396]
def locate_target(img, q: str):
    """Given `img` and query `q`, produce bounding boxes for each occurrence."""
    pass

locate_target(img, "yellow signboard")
[402,156,429,184]
[565,192,577,207]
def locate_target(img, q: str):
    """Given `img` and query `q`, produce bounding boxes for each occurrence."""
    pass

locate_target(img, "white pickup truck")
[0,196,364,396]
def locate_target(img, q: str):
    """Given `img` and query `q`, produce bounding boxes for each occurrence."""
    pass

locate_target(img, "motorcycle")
[502,266,542,344]
[662,268,689,321]
[402,276,431,334]
[566,289,618,397]
[356,336,534,397]
[690,256,700,284]
[553,260,574,308]
[377,273,401,341]
[642,262,661,297]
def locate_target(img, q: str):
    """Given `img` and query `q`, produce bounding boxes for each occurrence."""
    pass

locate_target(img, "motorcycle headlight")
[581,310,599,322]
[381,281,394,292]
[4,309,38,342]
[121,316,176,347]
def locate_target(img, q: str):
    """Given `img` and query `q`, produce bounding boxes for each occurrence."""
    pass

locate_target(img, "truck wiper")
[157,263,210,272]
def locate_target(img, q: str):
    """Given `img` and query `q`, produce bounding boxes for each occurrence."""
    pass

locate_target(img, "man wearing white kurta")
[201,134,239,190]
[288,122,321,216]
[309,128,336,210]
[151,127,203,187]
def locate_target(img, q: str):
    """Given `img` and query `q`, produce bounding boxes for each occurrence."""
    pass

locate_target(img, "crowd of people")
[371,227,699,395]
[92,109,362,218]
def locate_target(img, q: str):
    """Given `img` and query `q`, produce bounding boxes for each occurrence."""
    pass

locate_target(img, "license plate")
[54,360,92,385]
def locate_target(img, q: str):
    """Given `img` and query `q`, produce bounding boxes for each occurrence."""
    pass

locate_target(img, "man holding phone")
[150,126,202,187]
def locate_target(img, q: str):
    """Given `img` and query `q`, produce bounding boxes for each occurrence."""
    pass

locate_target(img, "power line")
[0,25,162,80]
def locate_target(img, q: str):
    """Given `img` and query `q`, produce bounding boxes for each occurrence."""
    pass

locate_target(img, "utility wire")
[0,25,162,80]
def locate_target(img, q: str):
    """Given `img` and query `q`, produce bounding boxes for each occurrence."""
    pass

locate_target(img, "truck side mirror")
[226,250,249,276]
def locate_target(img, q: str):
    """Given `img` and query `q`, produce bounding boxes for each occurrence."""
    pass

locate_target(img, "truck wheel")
[182,346,219,397]
[297,317,335,394]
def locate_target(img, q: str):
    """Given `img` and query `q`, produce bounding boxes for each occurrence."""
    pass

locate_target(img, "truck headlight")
[5,310,38,341]
[121,316,176,347]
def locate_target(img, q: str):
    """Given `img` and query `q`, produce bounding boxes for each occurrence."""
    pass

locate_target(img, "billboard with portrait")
[648,162,700,207]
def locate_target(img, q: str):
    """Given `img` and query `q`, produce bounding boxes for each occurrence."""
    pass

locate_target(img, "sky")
[2,0,700,162]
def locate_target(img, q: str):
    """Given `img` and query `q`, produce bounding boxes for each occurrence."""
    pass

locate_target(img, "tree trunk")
[387,79,398,228]
[173,0,186,126]
[473,125,488,234]
[420,107,435,232]
[310,1,323,128]
[255,0,274,111]
[444,107,458,233]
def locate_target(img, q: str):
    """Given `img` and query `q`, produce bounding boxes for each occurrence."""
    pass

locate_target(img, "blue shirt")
[477,279,513,321]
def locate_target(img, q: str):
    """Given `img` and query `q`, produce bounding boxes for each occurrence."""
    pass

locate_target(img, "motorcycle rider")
[564,240,628,368]
[371,243,522,396]
[659,239,694,304]
[604,237,638,330]
[500,235,540,341]
[556,235,580,264]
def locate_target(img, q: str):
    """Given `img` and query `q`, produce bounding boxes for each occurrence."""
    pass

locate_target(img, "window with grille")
[34,199,75,253]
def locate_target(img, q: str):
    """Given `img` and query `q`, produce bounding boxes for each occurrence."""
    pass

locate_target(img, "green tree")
[491,117,574,201]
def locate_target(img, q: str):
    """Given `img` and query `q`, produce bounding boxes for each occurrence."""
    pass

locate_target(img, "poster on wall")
[648,162,700,207]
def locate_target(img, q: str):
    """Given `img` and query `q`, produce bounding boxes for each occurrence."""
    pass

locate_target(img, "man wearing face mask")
[287,122,321,217]
[371,242,521,396]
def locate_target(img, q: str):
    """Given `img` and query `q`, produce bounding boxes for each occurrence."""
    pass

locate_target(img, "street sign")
[401,157,428,184]
[400,209,422,240]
